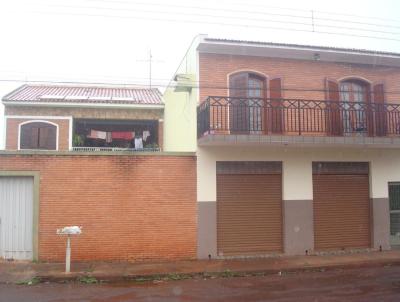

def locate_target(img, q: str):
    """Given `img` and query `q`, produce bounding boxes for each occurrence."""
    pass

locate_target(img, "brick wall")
[199,53,400,103]
[6,118,70,151]
[0,154,197,262]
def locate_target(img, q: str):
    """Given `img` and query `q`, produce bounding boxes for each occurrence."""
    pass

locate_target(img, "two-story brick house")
[164,35,400,259]
[3,35,400,263]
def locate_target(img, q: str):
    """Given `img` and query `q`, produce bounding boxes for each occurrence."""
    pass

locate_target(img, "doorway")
[389,182,400,247]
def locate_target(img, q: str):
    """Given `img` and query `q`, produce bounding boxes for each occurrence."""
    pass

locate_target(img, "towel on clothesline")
[143,130,150,142]
[106,132,112,143]
[88,130,107,140]
[112,131,133,140]
[134,137,143,149]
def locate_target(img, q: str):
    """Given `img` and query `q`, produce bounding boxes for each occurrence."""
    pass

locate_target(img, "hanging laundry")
[111,131,133,140]
[106,132,112,143]
[134,137,143,149]
[88,129,107,140]
[143,130,150,142]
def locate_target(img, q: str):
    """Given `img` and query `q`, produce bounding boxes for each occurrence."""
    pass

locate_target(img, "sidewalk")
[1,250,400,284]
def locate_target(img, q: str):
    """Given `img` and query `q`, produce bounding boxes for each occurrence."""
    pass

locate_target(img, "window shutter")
[229,73,250,133]
[20,122,57,150]
[229,73,248,98]
[31,127,39,148]
[39,125,57,150]
[268,78,283,134]
[20,124,37,149]
[38,127,49,149]
[374,83,386,136]
[365,85,374,137]
[325,78,342,136]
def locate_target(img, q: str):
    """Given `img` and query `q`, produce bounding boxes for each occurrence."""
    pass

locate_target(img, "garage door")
[0,177,34,260]
[313,162,371,250]
[217,161,282,256]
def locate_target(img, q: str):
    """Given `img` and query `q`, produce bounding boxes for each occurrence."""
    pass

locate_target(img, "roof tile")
[2,84,163,105]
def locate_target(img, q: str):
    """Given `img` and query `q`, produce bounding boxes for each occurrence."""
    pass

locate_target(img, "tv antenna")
[137,49,164,88]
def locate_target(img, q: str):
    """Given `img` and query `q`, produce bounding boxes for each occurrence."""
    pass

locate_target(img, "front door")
[339,81,368,135]
[389,183,400,247]
[229,72,266,134]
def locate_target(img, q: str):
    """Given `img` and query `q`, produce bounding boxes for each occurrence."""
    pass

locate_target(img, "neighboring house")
[0,84,197,262]
[164,35,400,259]
[3,85,164,151]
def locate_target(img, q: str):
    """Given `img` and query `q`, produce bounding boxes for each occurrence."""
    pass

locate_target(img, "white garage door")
[0,177,34,260]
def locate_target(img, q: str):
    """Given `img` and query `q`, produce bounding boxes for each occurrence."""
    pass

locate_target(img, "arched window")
[229,72,267,133]
[20,121,57,150]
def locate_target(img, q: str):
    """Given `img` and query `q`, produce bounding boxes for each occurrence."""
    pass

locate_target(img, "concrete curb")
[34,258,400,284]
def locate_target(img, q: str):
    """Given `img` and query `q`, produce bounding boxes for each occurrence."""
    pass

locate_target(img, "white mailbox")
[57,226,82,235]
[57,226,82,273]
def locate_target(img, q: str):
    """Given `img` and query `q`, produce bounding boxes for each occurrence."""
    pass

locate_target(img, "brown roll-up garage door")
[313,162,371,250]
[217,161,282,256]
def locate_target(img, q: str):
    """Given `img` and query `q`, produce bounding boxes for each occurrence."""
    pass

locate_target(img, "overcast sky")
[0,0,399,148]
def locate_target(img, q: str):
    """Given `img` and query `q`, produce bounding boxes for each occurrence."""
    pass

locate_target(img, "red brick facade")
[0,154,197,262]
[5,118,71,151]
[199,53,400,103]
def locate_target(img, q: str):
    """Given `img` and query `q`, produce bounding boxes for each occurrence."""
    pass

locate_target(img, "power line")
[2,78,400,95]
[45,3,315,28]
[81,0,400,25]
[19,8,400,42]
[75,0,400,29]
[39,3,400,36]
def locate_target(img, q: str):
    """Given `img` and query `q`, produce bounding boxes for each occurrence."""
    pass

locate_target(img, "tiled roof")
[2,84,163,105]
[203,38,400,57]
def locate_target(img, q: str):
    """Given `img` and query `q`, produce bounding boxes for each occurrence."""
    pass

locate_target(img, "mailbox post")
[56,226,82,273]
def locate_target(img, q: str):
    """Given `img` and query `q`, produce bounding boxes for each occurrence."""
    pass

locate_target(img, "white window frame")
[18,120,59,151]
[5,116,73,151]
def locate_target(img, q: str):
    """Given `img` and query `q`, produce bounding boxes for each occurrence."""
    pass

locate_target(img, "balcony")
[72,147,160,152]
[73,119,161,152]
[197,96,400,147]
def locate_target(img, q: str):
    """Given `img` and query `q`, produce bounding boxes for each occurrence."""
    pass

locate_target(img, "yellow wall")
[163,36,202,152]
[197,146,400,201]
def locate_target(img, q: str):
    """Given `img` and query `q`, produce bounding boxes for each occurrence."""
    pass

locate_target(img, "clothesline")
[87,129,151,142]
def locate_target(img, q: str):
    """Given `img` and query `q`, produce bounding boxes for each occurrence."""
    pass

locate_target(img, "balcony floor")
[198,133,400,148]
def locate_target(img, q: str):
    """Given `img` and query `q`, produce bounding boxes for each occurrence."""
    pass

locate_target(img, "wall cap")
[0,150,196,157]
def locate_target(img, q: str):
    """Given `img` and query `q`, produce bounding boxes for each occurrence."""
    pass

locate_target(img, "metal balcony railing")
[198,96,400,138]
[72,147,160,152]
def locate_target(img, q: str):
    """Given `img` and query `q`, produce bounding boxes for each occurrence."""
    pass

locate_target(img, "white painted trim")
[200,38,400,58]
[68,117,73,151]
[197,39,400,67]
[2,116,7,150]
[6,115,74,150]
[196,46,200,105]
[17,120,59,151]
[2,101,164,109]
